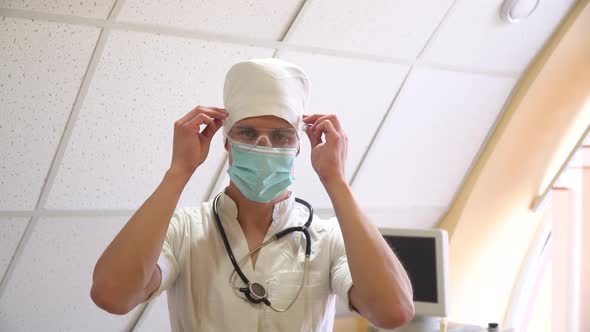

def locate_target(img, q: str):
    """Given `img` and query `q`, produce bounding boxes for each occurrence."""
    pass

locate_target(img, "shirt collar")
[215,190,296,231]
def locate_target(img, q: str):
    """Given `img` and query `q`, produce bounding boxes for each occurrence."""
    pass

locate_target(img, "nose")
[255,135,272,147]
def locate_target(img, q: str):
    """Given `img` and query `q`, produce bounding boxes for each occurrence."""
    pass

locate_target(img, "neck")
[225,182,290,232]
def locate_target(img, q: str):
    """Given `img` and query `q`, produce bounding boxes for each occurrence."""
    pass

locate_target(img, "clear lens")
[226,125,304,149]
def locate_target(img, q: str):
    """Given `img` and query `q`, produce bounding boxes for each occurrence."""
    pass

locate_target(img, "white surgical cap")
[223,58,310,131]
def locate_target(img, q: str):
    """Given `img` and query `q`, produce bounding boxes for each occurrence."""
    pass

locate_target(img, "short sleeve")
[328,219,354,311]
[145,209,185,302]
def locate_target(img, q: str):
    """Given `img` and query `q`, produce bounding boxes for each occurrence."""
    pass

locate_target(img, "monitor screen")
[383,235,438,303]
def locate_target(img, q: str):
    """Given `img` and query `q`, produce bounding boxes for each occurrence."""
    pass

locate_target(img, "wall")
[438,0,590,325]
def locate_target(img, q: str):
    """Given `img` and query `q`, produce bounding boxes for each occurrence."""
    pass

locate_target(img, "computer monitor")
[379,228,450,318]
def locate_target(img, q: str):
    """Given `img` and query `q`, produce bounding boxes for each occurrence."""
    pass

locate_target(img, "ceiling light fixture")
[500,0,541,23]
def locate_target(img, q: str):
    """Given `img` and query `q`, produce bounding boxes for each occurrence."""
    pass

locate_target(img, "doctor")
[91,58,414,331]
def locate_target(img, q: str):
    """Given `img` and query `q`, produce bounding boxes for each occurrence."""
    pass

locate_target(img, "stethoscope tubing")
[212,192,314,310]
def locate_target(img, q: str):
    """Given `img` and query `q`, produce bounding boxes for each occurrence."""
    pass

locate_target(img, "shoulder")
[168,200,214,231]
[293,204,341,241]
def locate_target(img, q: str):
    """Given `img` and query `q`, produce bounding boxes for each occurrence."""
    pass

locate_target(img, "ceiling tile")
[45,30,273,210]
[277,51,409,208]
[287,0,454,58]
[421,0,576,72]
[0,217,142,331]
[365,207,448,229]
[353,67,516,215]
[0,17,100,210]
[0,0,116,19]
[118,0,304,40]
[0,217,28,281]
[135,294,171,332]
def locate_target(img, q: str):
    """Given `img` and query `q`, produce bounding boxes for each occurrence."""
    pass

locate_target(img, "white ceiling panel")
[353,67,516,216]
[0,17,100,210]
[365,206,448,229]
[421,0,575,72]
[287,0,454,58]
[118,0,304,40]
[0,0,116,19]
[277,51,409,208]
[45,30,274,210]
[0,217,28,281]
[0,217,142,331]
[134,294,171,332]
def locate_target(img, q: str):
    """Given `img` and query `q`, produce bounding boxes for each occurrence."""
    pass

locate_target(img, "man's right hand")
[169,106,228,178]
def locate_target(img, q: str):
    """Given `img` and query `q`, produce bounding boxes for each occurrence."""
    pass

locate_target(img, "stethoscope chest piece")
[248,282,267,300]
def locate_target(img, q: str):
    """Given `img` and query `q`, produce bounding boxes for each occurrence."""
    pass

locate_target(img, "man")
[91,58,414,331]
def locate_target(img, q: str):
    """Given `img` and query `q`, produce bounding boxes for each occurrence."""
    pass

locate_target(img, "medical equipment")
[212,192,314,312]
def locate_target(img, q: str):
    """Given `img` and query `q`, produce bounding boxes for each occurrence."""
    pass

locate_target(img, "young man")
[91,59,414,331]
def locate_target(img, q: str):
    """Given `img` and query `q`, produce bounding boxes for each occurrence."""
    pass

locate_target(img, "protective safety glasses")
[225,124,310,150]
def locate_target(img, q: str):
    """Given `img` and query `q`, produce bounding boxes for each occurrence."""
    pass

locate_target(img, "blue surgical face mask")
[227,141,297,203]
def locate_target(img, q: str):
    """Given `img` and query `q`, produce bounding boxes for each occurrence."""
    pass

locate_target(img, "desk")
[370,327,513,332]
[368,321,514,332]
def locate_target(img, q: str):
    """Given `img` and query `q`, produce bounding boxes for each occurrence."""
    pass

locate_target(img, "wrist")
[321,175,349,194]
[164,167,192,188]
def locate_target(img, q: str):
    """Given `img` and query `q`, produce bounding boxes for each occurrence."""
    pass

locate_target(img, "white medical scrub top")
[145,191,354,331]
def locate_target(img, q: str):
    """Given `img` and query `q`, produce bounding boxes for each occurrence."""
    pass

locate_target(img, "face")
[225,115,301,203]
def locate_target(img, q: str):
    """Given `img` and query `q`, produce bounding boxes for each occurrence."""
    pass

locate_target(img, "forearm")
[92,168,189,304]
[324,178,414,326]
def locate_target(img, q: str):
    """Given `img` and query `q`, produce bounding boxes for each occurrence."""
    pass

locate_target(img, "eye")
[272,129,296,144]
[238,127,257,139]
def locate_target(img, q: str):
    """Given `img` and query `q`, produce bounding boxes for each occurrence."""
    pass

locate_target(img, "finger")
[184,113,215,132]
[194,106,228,122]
[305,124,323,148]
[302,114,324,124]
[178,106,228,125]
[311,114,342,132]
[315,120,341,145]
[303,114,343,133]
[209,107,227,112]
[201,118,224,141]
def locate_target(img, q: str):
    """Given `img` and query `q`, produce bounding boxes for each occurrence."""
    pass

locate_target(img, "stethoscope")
[212,192,313,312]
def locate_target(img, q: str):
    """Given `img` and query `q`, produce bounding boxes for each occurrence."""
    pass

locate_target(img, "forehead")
[234,115,292,129]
